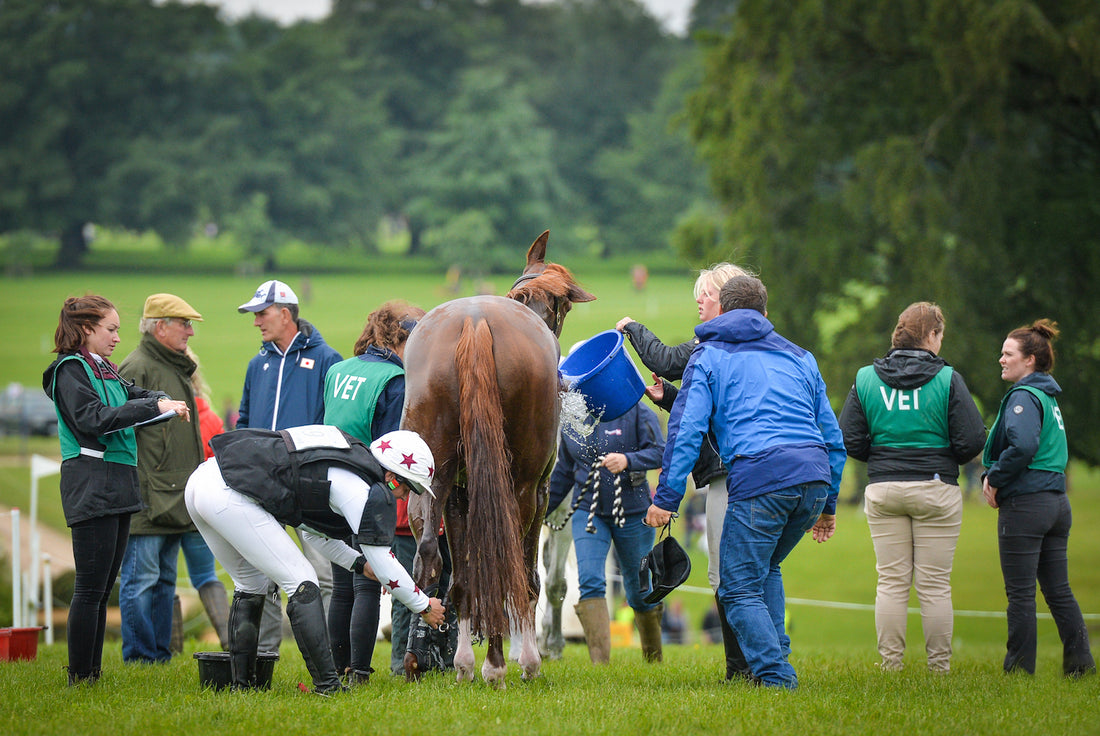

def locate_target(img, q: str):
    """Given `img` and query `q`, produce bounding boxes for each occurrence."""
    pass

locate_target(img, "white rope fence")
[675,583,1100,621]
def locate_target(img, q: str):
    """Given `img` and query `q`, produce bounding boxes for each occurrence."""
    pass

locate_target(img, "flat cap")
[143,293,203,321]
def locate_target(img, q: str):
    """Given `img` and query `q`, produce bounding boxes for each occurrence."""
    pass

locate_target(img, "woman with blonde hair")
[839,302,986,672]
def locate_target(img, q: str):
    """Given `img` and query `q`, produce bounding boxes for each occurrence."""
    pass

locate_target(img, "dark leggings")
[998,491,1095,675]
[68,514,130,677]
[328,562,382,674]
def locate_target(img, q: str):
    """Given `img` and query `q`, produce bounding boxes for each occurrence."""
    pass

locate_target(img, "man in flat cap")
[236,279,343,656]
[118,294,227,663]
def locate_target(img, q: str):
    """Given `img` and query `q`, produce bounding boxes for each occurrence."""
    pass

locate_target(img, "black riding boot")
[716,592,755,682]
[228,591,266,690]
[286,581,344,695]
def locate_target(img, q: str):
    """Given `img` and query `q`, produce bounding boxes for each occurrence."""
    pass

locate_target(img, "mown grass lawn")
[0,634,1097,736]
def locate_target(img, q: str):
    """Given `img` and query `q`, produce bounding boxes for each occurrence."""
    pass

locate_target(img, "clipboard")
[103,410,177,434]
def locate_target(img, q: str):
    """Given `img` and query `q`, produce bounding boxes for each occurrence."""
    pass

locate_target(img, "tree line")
[686,0,1100,464]
[0,0,717,272]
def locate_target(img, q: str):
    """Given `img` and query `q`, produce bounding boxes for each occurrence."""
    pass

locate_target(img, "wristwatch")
[420,600,433,616]
[352,556,367,575]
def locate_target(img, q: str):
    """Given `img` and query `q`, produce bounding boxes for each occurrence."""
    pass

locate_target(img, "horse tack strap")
[545,456,624,532]
[510,272,541,290]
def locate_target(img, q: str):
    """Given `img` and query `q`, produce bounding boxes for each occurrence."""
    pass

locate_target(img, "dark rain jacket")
[547,402,665,518]
[43,351,165,526]
[620,321,726,487]
[982,372,1067,500]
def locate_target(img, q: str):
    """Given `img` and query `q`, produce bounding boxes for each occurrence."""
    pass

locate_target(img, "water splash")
[559,389,598,444]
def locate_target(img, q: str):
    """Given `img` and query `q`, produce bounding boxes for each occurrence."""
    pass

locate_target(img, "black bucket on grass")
[194,651,279,691]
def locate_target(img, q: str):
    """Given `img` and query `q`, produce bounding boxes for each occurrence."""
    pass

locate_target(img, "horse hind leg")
[518,600,542,681]
[454,618,477,683]
[539,523,571,659]
[481,634,508,689]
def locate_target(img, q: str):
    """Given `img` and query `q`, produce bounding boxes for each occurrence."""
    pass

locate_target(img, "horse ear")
[526,230,549,268]
[568,283,597,304]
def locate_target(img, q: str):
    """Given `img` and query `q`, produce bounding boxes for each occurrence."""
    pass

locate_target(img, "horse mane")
[505,263,580,303]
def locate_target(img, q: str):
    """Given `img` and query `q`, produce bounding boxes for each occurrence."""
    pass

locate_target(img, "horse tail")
[455,316,527,638]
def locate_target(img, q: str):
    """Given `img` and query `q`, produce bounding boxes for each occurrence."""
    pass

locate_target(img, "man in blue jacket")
[236,279,343,655]
[645,275,845,689]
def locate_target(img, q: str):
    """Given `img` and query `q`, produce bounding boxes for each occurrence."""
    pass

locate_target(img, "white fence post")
[10,507,20,628]
[28,455,61,632]
[43,555,53,644]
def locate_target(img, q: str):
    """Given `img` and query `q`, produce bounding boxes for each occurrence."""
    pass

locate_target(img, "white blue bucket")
[559,330,645,421]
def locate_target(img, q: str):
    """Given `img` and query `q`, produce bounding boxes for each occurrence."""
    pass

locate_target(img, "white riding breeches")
[185,458,320,598]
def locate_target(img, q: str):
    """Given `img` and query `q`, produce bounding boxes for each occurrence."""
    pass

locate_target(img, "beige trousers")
[703,476,729,591]
[864,479,962,672]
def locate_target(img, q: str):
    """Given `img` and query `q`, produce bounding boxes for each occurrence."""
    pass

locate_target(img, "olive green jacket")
[119,333,203,535]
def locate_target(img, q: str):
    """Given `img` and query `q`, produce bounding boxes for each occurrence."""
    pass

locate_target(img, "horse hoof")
[455,667,476,683]
[403,655,424,683]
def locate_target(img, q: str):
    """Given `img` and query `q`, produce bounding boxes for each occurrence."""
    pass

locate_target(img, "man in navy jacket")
[236,279,343,655]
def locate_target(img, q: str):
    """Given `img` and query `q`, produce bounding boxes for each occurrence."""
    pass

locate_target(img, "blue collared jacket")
[237,319,343,431]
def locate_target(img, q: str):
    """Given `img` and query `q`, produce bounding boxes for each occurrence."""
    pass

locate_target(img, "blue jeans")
[179,531,219,589]
[572,510,656,612]
[120,533,182,663]
[719,482,828,688]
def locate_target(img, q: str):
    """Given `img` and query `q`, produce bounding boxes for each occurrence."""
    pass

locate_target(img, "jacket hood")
[872,349,946,390]
[694,309,773,344]
[363,344,404,368]
[42,357,65,396]
[1016,371,1061,396]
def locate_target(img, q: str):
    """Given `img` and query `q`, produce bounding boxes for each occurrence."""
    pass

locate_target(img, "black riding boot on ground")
[228,591,266,690]
[286,581,344,695]
[716,592,756,683]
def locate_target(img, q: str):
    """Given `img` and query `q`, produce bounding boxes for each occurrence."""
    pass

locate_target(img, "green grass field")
[1,268,693,414]
[2,265,1099,733]
[0,625,1097,736]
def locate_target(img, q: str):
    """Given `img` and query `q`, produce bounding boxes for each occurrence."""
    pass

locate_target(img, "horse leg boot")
[716,592,755,681]
[574,598,611,664]
[634,604,664,663]
[228,591,265,689]
[199,580,231,651]
[286,581,343,695]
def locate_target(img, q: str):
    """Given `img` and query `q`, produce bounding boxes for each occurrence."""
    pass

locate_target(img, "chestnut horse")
[401,231,595,687]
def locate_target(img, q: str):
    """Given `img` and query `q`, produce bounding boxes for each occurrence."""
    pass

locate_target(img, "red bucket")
[0,627,45,661]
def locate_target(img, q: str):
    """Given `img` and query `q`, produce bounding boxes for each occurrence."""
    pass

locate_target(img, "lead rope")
[546,455,625,532]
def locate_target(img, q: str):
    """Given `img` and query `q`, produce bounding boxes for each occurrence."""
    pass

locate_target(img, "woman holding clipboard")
[42,295,189,686]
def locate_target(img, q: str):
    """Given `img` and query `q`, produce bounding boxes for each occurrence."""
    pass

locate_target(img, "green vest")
[52,355,138,465]
[983,385,1067,472]
[322,357,403,444]
[855,364,952,449]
